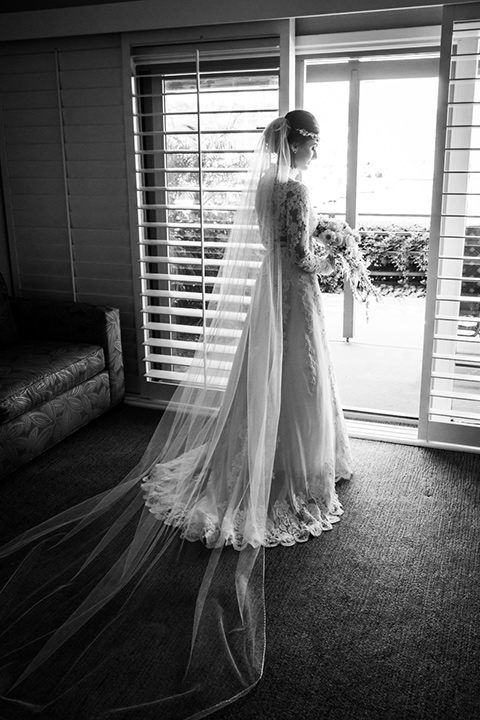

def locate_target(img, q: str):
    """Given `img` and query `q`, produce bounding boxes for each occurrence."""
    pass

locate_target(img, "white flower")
[313,215,381,304]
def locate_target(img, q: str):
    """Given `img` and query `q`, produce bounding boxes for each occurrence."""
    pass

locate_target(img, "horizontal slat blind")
[132,47,279,386]
[0,49,70,294]
[0,37,139,390]
[428,19,480,440]
[58,43,138,382]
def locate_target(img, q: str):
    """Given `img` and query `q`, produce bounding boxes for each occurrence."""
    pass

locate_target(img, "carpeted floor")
[1,404,479,720]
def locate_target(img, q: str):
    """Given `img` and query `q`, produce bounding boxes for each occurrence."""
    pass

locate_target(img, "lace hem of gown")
[141,476,345,551]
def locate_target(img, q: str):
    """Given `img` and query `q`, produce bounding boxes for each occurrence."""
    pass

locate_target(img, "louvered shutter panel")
[131,46,279,386]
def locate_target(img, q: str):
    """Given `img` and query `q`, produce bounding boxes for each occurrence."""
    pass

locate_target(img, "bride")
[142,109,352,548]
[0,110,352,719]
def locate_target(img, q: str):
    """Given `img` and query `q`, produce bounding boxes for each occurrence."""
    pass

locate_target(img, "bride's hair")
[263,109,319,155]
[285,109,320,144]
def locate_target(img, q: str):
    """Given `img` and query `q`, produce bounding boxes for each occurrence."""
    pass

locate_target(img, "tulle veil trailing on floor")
[0,117,349,719]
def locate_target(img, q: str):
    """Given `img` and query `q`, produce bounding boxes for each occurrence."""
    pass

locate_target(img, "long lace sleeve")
[285,183,333,275]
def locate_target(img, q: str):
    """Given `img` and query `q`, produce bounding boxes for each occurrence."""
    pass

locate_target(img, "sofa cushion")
[0,275,19,348]
[0,341,105,423]
[0,372,111,477]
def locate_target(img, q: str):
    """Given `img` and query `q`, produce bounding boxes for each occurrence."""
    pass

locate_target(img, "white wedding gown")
[142,171,353,548]
[0,167,353,720]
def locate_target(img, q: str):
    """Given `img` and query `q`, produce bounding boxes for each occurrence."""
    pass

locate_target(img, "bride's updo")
[264,110,320,154]
[285,109,320,144]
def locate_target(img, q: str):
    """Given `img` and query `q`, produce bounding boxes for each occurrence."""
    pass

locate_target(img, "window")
[302,55,438,421]
[420,14,480,447]
[131,48,279,388]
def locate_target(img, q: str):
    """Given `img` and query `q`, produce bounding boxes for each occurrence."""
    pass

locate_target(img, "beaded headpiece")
[296,127,320,140]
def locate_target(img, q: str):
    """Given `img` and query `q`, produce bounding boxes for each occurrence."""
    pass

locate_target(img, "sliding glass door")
[303,55,438,420]
[302,10,480,449]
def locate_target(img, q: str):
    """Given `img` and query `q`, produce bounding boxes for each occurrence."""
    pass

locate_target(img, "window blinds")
[131,45,279,386]
[425,18,480,443]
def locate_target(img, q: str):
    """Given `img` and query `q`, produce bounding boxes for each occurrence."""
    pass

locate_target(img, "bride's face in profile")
[292,138,318,172]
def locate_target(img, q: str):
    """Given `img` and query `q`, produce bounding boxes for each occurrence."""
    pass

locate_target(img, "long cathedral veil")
[0,120,293,719]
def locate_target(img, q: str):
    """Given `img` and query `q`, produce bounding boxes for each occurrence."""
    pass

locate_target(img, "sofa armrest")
[10,298,125,406]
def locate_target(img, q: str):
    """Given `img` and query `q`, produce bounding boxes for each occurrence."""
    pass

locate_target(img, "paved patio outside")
[322,294,425,417]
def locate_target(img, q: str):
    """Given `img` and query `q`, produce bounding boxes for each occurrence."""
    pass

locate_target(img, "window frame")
[122,21,292,402]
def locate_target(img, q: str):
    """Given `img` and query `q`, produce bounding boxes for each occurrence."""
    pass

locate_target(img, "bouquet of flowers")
[313,215,380,304]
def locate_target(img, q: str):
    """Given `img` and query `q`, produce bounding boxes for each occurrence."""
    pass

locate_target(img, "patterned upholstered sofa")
[0,274,125,477]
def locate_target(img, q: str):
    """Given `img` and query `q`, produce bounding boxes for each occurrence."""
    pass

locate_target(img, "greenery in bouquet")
[313,216,381,303]
[316,221,429,297]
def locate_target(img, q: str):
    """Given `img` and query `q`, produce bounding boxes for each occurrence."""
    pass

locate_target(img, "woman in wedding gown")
[141,110,352,547]
[0,110,352,719]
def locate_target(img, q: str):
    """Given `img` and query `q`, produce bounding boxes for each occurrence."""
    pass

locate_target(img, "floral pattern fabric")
[0,278,125,477]
[10,297,125,405]
[0,373,111,478]
[0,341,105,422]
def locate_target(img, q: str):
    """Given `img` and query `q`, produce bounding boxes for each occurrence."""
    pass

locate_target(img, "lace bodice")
[256,172,333,276]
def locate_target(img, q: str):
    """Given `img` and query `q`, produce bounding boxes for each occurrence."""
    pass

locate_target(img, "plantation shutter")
[419,4,480,448]
[131,42,279,388]
[0,37,139,390]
